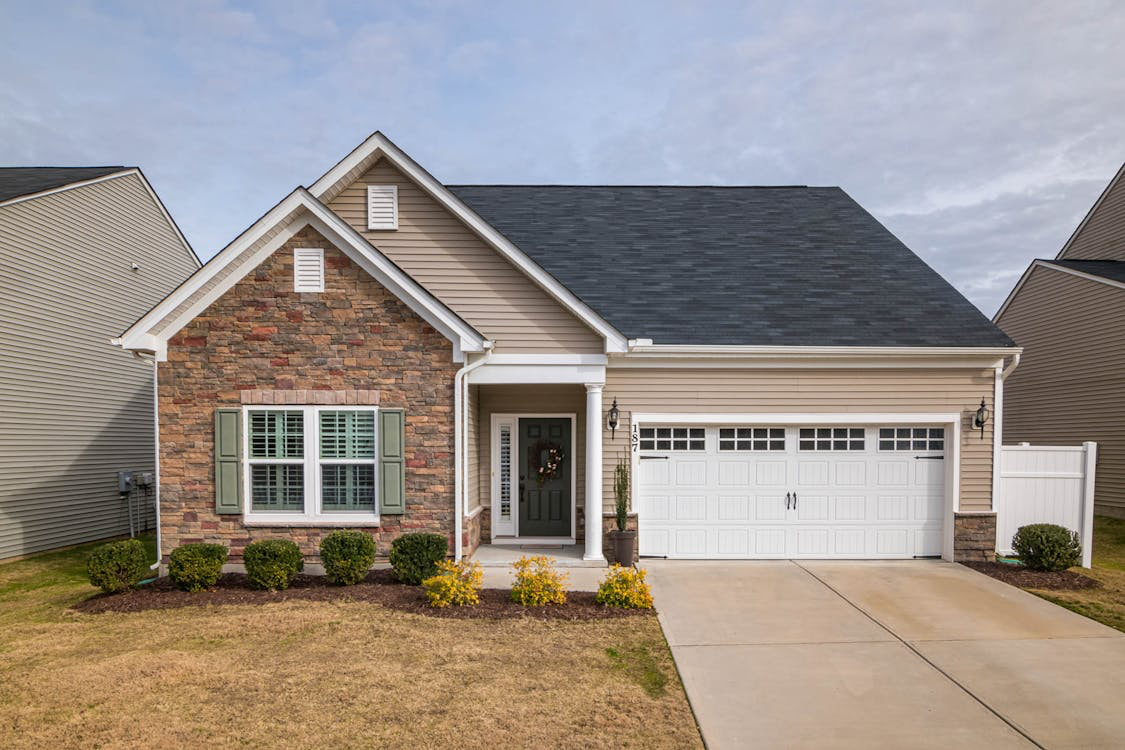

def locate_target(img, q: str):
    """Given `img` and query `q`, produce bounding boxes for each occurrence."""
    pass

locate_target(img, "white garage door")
[637,424,946,559]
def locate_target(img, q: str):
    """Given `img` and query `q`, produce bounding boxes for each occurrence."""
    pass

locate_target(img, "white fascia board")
[0,168,134,209]
[616,344,1019,369]
[482,353,608,366]
[116,188,486,362]
[994,260,1125,323]
[1054,162,1125,260]
[468,363,606,385]
[309,132,629,353]
[628,412,961,425]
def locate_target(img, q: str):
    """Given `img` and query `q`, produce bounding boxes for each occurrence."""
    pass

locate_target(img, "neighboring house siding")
[326,159,604,354]
[0,173,198,559]
[158,227,459,559]
[997,266,1125,517]
[601,367,996,515]
[1060,166,1125,261]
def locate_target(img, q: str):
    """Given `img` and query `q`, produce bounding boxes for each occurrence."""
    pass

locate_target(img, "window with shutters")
[244,406,378,523]
[293,248,325,292]
[366,184,398,230]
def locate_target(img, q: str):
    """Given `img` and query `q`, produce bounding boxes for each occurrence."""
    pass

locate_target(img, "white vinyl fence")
[997,442,1097,567]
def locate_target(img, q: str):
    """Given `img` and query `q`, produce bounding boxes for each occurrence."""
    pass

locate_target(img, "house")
[995,162,1125,519]
[115,132,1018,566]
[0,167,200,560]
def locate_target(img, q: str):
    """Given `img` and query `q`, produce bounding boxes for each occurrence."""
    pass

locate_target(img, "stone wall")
[158,227,458,561]
[953,513,997,562]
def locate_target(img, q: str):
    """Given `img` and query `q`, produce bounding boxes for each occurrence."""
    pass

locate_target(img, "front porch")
[469,543,606,568]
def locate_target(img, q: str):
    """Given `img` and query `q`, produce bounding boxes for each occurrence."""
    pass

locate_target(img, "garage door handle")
[793,492,797,509]
[786,492,791,510]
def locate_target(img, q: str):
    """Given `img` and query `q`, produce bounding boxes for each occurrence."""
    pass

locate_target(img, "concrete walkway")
[646,560,1125,750]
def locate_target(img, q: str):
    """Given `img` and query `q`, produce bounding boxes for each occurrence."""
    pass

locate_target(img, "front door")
[518,417,571,537]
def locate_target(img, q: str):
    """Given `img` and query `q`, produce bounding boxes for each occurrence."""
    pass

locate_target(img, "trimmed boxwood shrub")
[1012,523,1081,572]
[243,539,304,590]
[319,530,376,586]
[87,538,148,594]
[389,533,448,584]
[169,543,228,592]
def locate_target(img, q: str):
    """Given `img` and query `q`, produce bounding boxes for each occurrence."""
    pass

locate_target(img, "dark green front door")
[519,418,571,537]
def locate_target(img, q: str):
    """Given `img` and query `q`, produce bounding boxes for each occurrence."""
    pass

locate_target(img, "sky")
[2,0,1123,317]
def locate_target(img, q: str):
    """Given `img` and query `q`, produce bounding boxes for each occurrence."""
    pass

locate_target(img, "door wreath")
[529,440,565,487]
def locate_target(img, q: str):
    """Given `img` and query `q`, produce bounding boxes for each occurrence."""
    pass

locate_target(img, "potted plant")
[609,456,636,566]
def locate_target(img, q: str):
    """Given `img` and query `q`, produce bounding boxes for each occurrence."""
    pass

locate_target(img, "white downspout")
[151,356,161,570]
[1000,352,1021,381]
[454,343,493,561]
[991,352,1021,558]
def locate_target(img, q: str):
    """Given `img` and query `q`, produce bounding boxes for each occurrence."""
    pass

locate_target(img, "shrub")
[169,543,228,592]
[87,538,148,594]
[510,555,568,606]
[389,533,448,585]
[319,530,376,585]
[1012,523,1081,572]
[596,564,654,609]
[422,560,483,607]
[243,539,304,590]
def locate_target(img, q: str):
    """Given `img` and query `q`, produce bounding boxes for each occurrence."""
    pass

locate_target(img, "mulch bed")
[962,561,1101,591]
[71,568,647,620]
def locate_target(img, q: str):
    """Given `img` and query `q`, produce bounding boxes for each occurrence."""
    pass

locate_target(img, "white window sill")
[243,515,381,527]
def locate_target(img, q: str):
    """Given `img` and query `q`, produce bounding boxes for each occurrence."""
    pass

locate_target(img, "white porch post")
[584,383,606,561]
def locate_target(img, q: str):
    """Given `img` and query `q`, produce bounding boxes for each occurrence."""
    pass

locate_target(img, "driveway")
[646,560,1125,749]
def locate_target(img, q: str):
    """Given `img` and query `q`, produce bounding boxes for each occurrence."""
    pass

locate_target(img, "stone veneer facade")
[953,513,998,562]
[158,227,459,561]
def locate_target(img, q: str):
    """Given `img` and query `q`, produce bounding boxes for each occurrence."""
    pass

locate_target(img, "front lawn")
[1027,516,1125,633]
[0,538,701,749]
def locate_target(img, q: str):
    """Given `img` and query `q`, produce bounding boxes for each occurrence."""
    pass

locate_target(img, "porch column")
[584,383,606,561]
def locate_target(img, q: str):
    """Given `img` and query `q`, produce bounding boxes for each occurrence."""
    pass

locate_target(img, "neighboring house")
[115,132,1018,566]
[995,163,1125,519]
[0,167,200,560]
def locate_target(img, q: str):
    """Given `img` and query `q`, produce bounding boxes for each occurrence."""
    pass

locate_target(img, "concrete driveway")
[645,560,1125,749]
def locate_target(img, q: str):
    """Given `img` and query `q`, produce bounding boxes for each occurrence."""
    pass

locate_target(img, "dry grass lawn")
[0,538,702,749]
[1025,515,1125,633]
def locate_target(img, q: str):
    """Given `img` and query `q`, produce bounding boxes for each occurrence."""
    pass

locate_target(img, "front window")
[245,406,378,522]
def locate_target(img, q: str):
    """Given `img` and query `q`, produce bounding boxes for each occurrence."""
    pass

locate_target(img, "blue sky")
[2,0,1123,316]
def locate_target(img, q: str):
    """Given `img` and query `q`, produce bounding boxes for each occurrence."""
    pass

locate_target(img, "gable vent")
[293,248,325,292]
[367,184,398,230]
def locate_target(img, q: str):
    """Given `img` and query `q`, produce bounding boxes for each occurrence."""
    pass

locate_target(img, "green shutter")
[215,408,243,514]
[379,409,405,515]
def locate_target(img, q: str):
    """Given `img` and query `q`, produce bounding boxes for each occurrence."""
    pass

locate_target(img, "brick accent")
[954,513,997,562]
[158,227,459,561]
[463,510,483,555]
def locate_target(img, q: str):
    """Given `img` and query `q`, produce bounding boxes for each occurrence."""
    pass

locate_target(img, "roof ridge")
[448,183,819,189]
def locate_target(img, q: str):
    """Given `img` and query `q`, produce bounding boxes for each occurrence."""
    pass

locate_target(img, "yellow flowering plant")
[421,560,483,607]
[596,564,654,609]
[510,555,569,606]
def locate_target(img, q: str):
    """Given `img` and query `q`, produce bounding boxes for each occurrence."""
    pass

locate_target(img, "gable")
[326,159,605,354]
[1058,163,1125,261]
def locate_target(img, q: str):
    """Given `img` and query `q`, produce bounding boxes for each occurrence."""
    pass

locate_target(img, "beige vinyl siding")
[477,385,587,526]
[997,265,1125,517]
[601,367,996,515]
[1060,167,1125,261]
[327,160,604,354]
[0,173,198,559]
[466,384,480,511]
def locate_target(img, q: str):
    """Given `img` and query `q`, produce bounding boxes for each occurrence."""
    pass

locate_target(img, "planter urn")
[610,529,637,566]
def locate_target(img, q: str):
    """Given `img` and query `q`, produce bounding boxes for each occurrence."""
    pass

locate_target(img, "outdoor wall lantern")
[607,397,620,438]
[972,397,990,440]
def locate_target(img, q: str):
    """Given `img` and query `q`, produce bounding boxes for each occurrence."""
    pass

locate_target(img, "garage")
[637,422,948,559]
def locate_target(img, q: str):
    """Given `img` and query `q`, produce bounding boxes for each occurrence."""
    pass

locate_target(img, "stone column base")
[953,513,997,562]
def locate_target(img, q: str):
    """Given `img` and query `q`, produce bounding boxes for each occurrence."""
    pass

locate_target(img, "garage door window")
[798,427,865,451]
[639,427,705,451]
[879,427,944,451]
[719,427,785,451]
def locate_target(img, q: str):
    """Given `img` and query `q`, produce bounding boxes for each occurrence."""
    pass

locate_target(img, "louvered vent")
[293,248,325,292]
[366,184,398,230]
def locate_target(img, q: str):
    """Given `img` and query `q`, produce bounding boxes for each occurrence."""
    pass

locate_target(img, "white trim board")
[628,412,963,561]
[308,131,628,354]
[1054,161,1125,260]
[994,259,1125,322]
[113,188,487,362]
[489,413,578,542]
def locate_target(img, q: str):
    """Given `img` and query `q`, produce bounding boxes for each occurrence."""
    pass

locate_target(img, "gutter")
[453,343,493,560]
[1000,352,1021,380]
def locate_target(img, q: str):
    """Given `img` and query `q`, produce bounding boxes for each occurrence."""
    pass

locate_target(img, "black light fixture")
[972,398,990,440]
[607,397,620,438]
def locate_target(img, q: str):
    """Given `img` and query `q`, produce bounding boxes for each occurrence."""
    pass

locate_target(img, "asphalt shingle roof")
[1045,259,1125,284]
[447,185,1014,347]
[0,167,126,204]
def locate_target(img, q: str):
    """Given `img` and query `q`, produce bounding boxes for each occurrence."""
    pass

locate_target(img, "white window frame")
[242,405,379,525]
[718,426,786,452]
[366,184,399,230]
[638,426,706,452]
[877,426,946,453]
[292,247,325,292]
[797,426,866,452]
